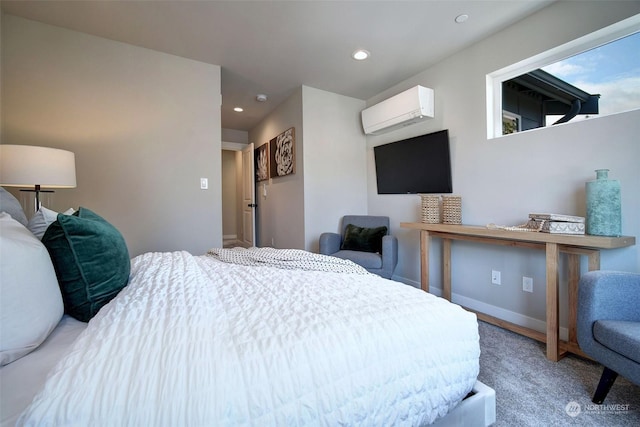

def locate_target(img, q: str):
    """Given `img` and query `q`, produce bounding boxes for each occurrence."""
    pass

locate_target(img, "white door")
[241,143,256,247]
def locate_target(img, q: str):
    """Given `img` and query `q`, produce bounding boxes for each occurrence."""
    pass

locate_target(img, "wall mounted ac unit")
[361,85,434,135]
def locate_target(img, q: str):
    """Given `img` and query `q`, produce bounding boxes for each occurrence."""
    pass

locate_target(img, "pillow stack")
[1,187,131,366]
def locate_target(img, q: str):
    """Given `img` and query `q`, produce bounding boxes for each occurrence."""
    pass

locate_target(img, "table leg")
[546,243,560,361]
[588,251,600,271]
[568,253,580,346]
[443,238,452,301]
[420,230,430,293]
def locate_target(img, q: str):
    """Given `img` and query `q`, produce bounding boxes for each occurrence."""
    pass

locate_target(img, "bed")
[0,196,495,426]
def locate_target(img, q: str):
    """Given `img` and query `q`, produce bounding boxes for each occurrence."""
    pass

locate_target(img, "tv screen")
[374,130,452,194]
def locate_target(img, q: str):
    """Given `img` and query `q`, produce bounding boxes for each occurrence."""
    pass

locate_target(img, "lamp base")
[19,188,54,217]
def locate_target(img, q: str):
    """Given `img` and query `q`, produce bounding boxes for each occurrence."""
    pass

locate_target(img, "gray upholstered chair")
[577,270,640,403]
[319,215,397,279]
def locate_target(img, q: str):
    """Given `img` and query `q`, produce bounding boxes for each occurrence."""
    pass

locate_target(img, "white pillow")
[27,206,76,240]
[0,212,64,366]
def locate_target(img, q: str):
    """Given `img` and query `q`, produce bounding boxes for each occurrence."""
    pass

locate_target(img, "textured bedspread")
[20,251,479,426]
[207,247,370,274]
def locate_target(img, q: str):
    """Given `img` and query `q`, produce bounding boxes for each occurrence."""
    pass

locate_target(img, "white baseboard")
[393,275,569,341]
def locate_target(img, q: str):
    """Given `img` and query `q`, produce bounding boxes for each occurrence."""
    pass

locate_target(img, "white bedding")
[1,316,86,427]
[19,251,479,426]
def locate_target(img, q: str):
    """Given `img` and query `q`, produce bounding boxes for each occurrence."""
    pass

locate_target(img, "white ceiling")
[1,0,554,131]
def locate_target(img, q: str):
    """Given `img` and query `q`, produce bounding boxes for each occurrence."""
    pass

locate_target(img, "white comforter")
[20,251,479,426]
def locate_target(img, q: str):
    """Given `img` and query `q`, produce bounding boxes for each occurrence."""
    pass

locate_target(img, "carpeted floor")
[477,321,640,426]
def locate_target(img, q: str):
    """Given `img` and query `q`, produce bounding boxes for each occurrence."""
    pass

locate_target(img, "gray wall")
[250,87,305,249]
[222,128,249,144]
[366,1,640,335]
[249,85,367,251]
[301,86,367,252]
[1,15,222,257]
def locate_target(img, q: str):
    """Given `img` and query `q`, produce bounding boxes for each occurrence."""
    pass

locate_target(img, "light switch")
[200,178,208,190]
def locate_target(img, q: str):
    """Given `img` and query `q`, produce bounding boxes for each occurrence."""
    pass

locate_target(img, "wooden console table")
[400,223,635,361]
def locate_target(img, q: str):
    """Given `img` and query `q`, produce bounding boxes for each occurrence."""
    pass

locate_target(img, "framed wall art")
[255,143,269,182]
[270,127,295,178]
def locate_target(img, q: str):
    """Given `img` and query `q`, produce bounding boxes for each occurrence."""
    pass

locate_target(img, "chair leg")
[592,367,618,404]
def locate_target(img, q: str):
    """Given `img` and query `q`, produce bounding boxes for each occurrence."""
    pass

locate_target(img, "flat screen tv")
[373,129,452,194]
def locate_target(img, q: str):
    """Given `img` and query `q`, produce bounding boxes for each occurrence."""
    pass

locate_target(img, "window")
[487,14,640,139]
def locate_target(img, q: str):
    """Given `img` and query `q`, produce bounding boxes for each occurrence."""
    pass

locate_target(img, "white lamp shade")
[0,145,76,188]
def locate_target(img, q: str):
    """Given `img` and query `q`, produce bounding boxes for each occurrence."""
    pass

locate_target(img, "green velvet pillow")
[340,224,388,254]
[42,207,130,322]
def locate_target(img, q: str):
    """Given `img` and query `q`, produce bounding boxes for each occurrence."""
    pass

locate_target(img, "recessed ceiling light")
[352,49,370,61]
[455,14,469,24]
[233,107,244,112]
[256,94,268,102]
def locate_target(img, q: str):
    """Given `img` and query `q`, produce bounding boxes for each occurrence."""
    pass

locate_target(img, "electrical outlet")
[523,276,533,293]
[491,270,501,285]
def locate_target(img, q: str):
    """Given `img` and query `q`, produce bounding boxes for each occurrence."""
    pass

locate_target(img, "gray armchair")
[319,215,397,279]
[577,270,640,403]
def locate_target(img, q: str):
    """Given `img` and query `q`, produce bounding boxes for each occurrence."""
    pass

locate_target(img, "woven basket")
[442,195,462,224]
[420,195,441,223]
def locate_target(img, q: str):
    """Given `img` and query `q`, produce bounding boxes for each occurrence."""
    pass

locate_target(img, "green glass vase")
[585,169,621,236]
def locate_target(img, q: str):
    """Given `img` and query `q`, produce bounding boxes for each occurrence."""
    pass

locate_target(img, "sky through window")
[542,31,640,119]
